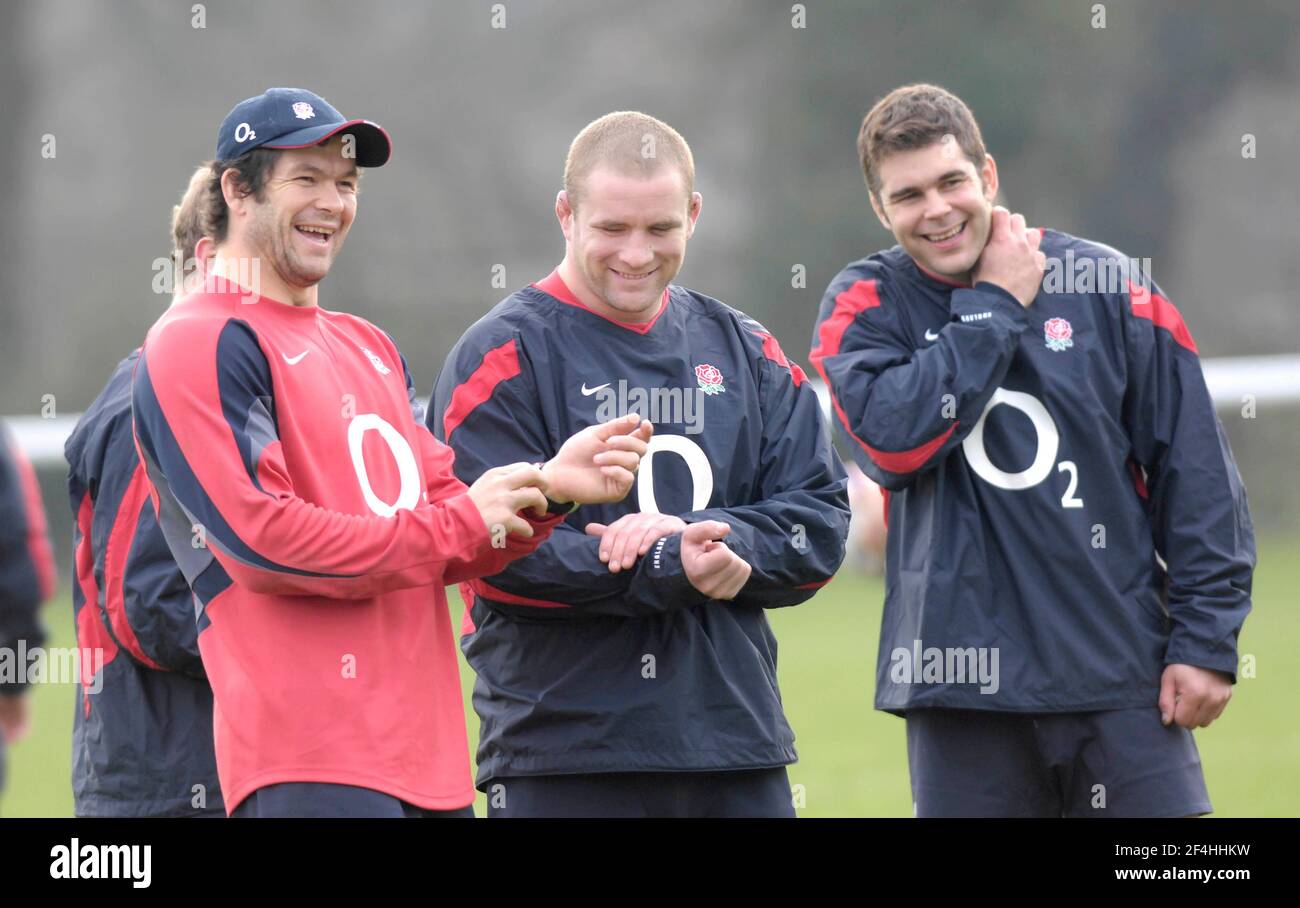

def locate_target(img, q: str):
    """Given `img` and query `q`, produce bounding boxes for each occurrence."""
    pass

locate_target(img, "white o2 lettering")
[962,388,1083,508]
[636,434,713,515]
[347,413,421,517]
[1057,460,1084,508]
[233,122,256,143]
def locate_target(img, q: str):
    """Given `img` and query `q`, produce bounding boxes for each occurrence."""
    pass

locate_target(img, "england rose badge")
[695,363,726,395]
[1044,317,1074,352]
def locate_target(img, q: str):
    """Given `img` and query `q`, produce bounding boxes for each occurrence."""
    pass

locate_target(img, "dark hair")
[202,147,283,243]
[858,84,987,202]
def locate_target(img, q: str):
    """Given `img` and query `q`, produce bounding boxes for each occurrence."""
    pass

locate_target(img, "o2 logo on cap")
[233,122,257,143]
[292,102,315,120]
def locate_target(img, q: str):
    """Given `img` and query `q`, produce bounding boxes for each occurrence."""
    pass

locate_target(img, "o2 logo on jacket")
[961,388,1084,509]
[347,413,421,517]
[637,434,713,515]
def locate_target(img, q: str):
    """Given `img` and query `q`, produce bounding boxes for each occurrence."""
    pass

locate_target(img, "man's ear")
[981,153,999,202]
[220,168,248,215]
[194,236,214,264]
[685,191,702,239]
[556,190,574,241]
[869,192,891,231]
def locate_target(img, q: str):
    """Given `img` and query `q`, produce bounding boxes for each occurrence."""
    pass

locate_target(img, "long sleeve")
[685,329,849,608]
[395,353,561,587]
[810,272,1028,490]
[430,330,708,620]
[103,459,206,678]
[132,314,544,600]
[1120,277,1255,680]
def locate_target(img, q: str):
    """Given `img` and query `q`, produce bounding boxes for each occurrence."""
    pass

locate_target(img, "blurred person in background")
[0,423,56,811]
[62,165,225,817]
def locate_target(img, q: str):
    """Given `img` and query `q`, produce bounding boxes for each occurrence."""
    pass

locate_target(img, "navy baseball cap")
[216,88,391,167]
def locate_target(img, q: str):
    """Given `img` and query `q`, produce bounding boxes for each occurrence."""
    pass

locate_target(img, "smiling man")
[430,111,849,818]
[131,89,652,817]
[810,84,1255,817]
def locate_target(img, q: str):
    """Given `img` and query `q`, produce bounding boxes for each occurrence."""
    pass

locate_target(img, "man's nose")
[619,241,655,270]
[314,181,345,214]
[921,189,952,222]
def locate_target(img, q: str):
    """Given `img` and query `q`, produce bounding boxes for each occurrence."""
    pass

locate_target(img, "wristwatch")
[546,497,580,516]
[534,462,580,515]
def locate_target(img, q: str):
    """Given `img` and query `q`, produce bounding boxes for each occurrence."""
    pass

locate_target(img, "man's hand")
[681,520,751,600]
[1159,664,1234,729]
[971,206,1046,308]
[586,513,687,573]
[542,414,653,505]
[467,463,549,539]
[0,693,32,746]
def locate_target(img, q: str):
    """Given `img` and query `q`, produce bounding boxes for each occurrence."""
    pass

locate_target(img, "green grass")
[5,538,1297,817]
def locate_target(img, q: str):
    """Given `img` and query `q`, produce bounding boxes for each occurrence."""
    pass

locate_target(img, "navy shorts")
[232,782,475,818]
[906,707,1212,818]
[486,768,795,818]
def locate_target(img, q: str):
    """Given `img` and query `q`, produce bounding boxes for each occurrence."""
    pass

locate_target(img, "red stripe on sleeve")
[10,441,56,601]
[443,339,521,439]
[468,577,571,609]
[1129,280,1198,354]
[102,464,165,670]
[794,578,831,590]
[754,331,806,387]
[74,493,118,714]
[810,279,959,475]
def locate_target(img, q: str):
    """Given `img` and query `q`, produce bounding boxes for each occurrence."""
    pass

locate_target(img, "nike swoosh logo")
[924,329,940,341]
[282,350,310,365]
[581,383,611,396]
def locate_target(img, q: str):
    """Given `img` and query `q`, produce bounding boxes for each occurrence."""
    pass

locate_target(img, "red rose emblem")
[1043,317,1074,351]
[695,363,726,395]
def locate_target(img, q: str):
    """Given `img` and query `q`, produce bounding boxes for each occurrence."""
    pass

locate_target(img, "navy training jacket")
[810,231,1254,714]
[431,271,850,787]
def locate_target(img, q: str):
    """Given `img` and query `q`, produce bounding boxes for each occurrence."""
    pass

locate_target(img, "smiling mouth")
[295,225,335,247]
[922,222,966,245]
[611,266,657,281]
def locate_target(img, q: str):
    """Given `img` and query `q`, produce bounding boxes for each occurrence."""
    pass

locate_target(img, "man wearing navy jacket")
[810,83,1254,817]
[63,165,225,816]
[431,111,850,818]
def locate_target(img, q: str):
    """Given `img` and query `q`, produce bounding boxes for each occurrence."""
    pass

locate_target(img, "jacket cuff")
[952,283,1031,332]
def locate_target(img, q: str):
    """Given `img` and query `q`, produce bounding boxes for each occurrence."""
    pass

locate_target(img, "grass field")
[4,537,1297,818]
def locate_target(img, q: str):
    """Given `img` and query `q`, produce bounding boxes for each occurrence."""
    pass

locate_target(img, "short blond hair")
[171,164,212,261]
[563,111,695,208]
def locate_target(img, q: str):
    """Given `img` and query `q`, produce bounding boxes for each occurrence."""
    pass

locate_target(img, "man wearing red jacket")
[132,88,651,817]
